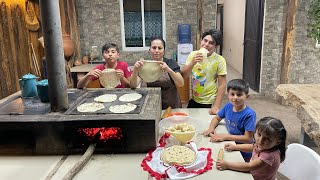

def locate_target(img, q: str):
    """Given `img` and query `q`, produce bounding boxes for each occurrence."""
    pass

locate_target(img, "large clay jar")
[62,33,74,58]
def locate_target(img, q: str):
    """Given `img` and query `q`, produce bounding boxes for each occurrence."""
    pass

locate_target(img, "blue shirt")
[217,102,256,160]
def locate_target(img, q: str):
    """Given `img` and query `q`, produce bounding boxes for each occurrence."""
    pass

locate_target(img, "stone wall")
[260,0,287,97]
[76,0,216,65]
[292,0,320,84]
[261,0,320,98]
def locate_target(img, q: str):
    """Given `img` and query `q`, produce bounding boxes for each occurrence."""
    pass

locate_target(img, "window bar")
[141,0,146,47]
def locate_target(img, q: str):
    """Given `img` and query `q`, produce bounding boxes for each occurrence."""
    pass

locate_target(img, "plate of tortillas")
[99,69,120,88]
[160,145,197,166]
[138,60,162,83]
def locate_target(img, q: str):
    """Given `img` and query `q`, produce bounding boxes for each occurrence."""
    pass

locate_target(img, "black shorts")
[187,99,212,108]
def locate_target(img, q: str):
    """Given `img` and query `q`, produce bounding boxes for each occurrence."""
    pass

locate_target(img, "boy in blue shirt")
[203,79,256,162]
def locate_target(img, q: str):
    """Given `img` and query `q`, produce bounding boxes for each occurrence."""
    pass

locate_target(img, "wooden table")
[276,84,320,146]
[70,64,104,88]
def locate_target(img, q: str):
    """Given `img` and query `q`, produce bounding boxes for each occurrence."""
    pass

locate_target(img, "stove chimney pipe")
[39,0,69,112]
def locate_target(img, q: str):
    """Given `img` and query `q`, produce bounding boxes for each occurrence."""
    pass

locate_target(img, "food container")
[159,116,201,144]
[36,79,49,102]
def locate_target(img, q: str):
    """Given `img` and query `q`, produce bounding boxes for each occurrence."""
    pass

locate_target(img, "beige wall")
[222,0,246,75]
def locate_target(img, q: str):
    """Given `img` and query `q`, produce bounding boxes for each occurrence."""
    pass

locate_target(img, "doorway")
[243,0,265,92]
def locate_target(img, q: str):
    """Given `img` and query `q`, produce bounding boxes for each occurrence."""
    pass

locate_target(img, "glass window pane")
[144,0,162,46]
[124,0,143,47]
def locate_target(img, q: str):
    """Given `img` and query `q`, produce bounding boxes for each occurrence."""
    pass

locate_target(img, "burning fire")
[78,127,122,142]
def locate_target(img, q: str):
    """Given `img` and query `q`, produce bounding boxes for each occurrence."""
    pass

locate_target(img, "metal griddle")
[65,89,148,115]
[0,90,86,115]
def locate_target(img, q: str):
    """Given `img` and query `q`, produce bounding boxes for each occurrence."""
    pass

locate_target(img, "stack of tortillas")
[99,69,120,88]
[160,145,196,166]
[138,60,162,82]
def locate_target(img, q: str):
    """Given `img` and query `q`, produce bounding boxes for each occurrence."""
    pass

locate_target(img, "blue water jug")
[19,73,38,98]
[178,24,191,44]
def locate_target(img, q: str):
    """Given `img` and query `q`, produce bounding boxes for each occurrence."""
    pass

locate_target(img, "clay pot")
[62,33,74,58]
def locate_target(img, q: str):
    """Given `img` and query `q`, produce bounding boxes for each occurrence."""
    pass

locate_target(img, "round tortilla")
[109,103,137,113]
[99,69,120,88]
[119,93,142,102]
[138,60,162,82]
[160,145,196,166]
[77,102,105,112]
[198,47,209,57]
[94,94,117,103]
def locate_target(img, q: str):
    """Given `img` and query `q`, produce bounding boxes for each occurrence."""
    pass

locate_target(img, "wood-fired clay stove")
[0,88,161,155]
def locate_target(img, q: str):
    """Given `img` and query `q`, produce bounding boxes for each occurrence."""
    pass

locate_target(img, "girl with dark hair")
[216,117,287,180]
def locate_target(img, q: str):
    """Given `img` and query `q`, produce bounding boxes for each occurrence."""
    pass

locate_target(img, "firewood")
[45,155,68,180]
[62,143,97,180]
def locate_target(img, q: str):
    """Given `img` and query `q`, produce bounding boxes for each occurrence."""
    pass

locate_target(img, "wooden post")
[280,0,298,84]
[196,0,204,49]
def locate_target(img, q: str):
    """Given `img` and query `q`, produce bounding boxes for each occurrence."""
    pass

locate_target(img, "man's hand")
[115,69,124,79]
[224,143,236,152]
[209,106,219,115]
[189,52,204,66]
[159,61,169,72]
[88,69,102,78]
[216,160,228,171]
[133,59,144,70]
[203,130,214,137]
[210,133,227,142]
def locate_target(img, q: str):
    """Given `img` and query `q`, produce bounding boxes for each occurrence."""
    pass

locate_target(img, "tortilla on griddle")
[77,102,105,112]
[94,94,117,103]
[109,103,137,113]
[160,145,196,166]
[138,60,162,82]
[99,69,120,88]
[119,93,142,102]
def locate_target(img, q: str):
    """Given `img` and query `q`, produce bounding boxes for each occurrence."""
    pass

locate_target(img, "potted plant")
[308,0,320,47]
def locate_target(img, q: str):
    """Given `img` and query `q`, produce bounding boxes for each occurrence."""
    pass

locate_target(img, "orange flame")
[78,127,122,142]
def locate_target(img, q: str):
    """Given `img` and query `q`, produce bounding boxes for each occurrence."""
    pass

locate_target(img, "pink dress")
[250,147,281,180]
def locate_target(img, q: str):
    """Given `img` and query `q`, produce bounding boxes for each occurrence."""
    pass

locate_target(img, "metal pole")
[39,0,69,112]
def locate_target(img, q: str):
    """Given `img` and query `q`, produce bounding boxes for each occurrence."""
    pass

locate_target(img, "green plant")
[308,0,320,40]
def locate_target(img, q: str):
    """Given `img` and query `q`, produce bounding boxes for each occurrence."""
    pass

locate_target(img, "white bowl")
[159,116,201,143]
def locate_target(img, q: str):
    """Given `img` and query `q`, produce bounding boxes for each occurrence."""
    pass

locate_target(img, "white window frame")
[119,0,166,51]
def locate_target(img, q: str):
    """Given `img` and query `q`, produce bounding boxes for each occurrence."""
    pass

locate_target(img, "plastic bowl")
[159,116,200,143]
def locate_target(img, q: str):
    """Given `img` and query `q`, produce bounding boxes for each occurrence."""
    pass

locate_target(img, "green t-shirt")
[186,51,227,104]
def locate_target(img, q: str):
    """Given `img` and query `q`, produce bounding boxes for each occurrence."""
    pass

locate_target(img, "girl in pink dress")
[216,117,287,180]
